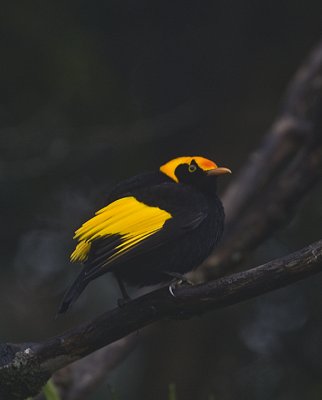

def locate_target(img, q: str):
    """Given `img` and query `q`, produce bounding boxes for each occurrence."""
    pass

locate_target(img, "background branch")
[1,239,322,400]
[222,40,322,227]
[200,40,322,278]
[47,334,139,400]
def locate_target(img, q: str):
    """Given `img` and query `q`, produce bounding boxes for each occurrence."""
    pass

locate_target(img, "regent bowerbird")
[59,156,231,313]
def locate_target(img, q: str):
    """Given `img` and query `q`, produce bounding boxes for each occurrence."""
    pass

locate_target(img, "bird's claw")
[169,283,177,297]
[166,272,194,298]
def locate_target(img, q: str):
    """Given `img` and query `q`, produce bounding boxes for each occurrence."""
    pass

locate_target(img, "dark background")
[1,2,322,399]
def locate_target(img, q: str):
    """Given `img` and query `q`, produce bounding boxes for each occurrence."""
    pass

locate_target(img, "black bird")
[59,156,231,313]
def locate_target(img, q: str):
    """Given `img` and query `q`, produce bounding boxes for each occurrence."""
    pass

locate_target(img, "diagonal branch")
[48,334,139,400]
[222,40,322,228]
[201,40,322,278]
[1,239,322,400]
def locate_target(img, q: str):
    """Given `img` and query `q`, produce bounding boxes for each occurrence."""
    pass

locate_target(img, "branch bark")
[49,334,139,400]
[201,40,322,278]
[223,40,322,227]
[1,239,322,400]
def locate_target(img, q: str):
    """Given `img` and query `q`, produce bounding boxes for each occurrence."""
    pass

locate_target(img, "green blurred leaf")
[42,379,60,400]
[169,383,177,400]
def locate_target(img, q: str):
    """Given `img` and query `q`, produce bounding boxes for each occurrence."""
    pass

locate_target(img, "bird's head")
[160,156,231,191]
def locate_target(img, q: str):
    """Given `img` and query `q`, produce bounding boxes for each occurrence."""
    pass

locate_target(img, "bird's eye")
[188,164,197,173]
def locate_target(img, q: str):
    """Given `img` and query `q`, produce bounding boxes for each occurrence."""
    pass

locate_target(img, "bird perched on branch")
[59,156,231,313]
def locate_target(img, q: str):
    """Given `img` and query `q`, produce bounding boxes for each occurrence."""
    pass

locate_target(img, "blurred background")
[1,1,322,399]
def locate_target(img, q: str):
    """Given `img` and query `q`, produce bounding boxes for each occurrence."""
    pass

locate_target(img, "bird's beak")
[206,167,232,176]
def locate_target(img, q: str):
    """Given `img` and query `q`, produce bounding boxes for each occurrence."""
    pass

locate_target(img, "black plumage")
[59,156,230,313]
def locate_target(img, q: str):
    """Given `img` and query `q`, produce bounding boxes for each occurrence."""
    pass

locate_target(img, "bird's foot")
[164,272,193,298]
[163,271,193,286]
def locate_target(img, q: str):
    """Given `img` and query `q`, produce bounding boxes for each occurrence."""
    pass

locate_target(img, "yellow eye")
[188,164,197,173]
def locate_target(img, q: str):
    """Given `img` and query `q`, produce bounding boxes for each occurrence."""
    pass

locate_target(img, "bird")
[58,156,231,313]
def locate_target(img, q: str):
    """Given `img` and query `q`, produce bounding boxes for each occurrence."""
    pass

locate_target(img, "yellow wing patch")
[70,196,172,264]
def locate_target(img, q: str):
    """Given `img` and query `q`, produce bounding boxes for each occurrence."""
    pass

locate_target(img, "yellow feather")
[71,241,92,262]
[70,196,172,264]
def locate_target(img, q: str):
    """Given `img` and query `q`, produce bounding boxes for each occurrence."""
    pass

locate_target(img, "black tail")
[58,273,89,314]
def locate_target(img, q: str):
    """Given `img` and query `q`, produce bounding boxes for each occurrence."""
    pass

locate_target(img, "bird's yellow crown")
[160,156,225,182]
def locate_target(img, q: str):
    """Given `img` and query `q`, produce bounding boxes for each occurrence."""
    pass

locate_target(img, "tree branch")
[49,334,139,400]
[1,239,322,400]
[201,40,322,278]
[223,40,322,226]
